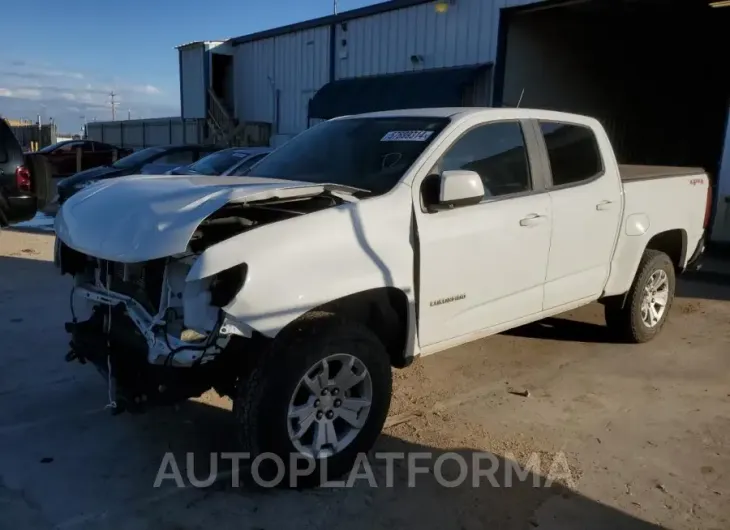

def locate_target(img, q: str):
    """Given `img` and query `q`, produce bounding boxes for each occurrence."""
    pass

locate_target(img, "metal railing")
[207,88,236,145]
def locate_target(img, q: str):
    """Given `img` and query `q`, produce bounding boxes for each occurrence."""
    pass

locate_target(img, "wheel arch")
[603,228,686,308]
[274,287,415,369]
[645,228,687,272]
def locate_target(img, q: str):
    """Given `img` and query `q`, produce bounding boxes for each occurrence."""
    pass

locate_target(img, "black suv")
[0,119,46,226]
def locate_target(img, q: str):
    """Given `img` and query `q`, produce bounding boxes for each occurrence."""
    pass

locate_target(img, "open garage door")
[493,0,729,190]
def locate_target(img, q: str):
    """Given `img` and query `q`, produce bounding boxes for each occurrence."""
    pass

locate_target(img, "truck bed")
[619,164,705,182]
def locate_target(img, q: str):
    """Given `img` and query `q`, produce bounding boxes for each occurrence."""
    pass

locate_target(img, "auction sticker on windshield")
[381,130,434,142]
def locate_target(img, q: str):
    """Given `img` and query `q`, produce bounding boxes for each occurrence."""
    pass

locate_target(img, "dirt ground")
[1,229,728,530]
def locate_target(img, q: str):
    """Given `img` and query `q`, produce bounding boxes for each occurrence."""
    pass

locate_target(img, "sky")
[0,0,378,133]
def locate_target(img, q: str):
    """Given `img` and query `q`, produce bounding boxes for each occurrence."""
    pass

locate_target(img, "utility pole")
[109,91,119,121]
[333,0,338,14]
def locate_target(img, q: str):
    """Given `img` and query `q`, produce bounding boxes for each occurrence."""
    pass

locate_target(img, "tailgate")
[23,153,53,210]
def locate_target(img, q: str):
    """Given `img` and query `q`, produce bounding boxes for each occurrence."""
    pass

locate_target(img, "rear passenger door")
[536,120,623,310]
[415,119,552,348]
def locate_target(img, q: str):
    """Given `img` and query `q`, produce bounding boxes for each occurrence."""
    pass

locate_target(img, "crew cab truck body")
[54,108,709,487]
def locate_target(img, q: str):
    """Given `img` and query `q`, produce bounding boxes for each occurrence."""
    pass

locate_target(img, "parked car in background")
[35,140,133,177]
[167,147,272,176]
[56,144,220,204]
[0,118,50,226]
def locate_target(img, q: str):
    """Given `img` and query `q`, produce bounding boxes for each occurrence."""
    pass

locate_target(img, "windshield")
[112,147,165,169]
[186,149,251,176]
[247,117,449,195]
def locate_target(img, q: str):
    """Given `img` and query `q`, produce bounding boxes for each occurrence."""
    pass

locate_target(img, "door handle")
[519,214,546,227]
[596,200,614,211]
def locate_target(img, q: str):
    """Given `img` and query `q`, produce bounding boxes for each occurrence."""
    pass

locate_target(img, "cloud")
[0,69,84,81]
[132,84,162,95]
[0,59,177,131]
[14,88,42,99]
[0,87,42,99]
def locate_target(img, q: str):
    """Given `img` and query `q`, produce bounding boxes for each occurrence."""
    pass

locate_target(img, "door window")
[440,121,531,198]
[539,121,603,187]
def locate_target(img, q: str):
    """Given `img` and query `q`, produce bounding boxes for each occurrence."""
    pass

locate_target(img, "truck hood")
[55,174,356,262]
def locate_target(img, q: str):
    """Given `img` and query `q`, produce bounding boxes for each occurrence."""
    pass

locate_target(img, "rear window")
[112,147,165,169]
[155,150,195,166]
[539,121,603,187]
[187,149,245,175]
[229,153,269,176]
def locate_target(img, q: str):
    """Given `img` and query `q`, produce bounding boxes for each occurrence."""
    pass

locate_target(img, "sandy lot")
[1,229,728,530]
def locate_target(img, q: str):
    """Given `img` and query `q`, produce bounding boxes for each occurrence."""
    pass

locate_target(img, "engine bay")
[189,195,339,251]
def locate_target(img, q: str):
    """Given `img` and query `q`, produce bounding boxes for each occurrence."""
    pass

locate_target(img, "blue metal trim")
[231,0,434,46]
[178,50,185,118]
[203,46,211,118]
[329,23,336,83]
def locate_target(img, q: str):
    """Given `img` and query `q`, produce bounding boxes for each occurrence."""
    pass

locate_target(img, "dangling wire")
[103,260,117,411]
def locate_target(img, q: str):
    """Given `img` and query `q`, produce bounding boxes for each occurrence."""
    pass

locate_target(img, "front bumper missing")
[65,306,229,413]
[72,284,234,367]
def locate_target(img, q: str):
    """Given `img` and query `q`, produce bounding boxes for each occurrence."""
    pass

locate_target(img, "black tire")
[234,312,392,489]
[605,249,676,343]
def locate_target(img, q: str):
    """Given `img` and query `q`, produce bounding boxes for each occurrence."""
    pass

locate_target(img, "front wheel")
[234,314,393,488]
[605,249,676,343]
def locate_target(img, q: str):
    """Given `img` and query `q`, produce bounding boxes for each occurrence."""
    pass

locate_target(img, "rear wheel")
[234,314,392,488]
[605,249,675,343]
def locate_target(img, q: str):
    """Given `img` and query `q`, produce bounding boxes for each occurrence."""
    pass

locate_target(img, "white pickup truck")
[54,108,710,486]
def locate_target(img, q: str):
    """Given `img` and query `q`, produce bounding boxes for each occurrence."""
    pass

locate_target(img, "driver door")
[414,119,552,350]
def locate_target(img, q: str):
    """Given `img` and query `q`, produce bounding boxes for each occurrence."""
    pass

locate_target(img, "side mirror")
[438,170,484,208]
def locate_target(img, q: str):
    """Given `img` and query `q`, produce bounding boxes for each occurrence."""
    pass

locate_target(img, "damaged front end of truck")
[54,175,362,413]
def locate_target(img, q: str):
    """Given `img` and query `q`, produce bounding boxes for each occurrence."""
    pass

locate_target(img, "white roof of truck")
[334,107,597,125]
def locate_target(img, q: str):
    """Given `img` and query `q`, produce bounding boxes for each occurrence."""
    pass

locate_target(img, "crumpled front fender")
[186,186,415,338]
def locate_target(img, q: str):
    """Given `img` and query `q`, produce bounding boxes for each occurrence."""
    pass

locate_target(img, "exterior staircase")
[206,89,271,147]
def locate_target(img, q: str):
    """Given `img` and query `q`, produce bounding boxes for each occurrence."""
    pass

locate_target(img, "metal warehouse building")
[177,0,730,242]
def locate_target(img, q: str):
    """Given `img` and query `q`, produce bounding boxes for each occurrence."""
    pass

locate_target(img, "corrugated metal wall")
[7,123,57,150]
[334,0,534,79]
[86,118,206,150]
[232,0,539,137]
[180,45,208,119]
[234,26,330,136]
